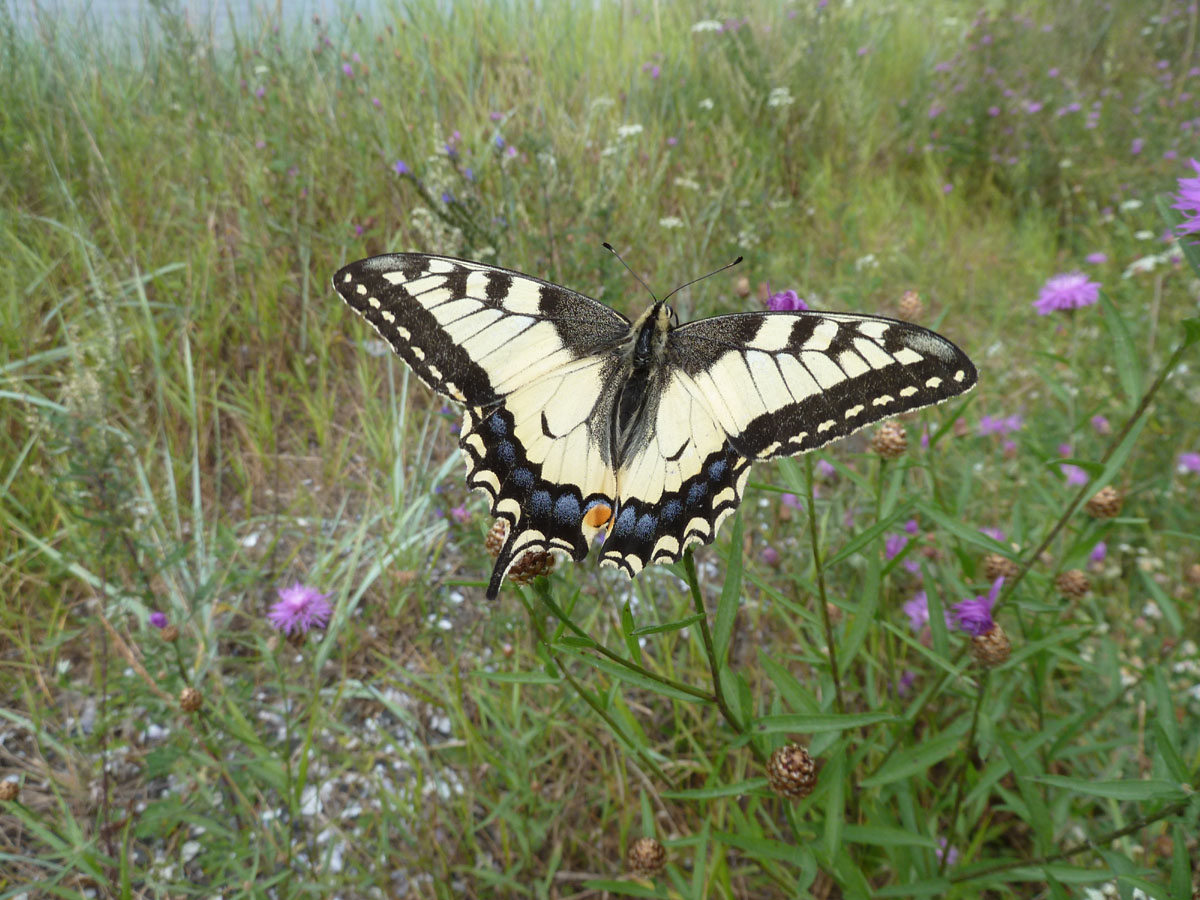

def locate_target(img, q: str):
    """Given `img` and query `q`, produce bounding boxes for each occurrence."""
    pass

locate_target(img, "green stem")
[805,455,843,714]
[681,550,764,762]
[524,579,674,785]
[938,669,988,877]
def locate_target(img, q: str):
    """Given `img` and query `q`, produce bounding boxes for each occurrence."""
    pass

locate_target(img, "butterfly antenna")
[662,255,744,304]
[603,242,659,304]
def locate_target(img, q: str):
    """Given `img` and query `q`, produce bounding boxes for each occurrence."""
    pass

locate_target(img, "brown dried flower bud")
[0,780,18,802]
[179,686,203,713]
[897,290,924,320]
[626,836,667,876]
[1055,569,1090,599]
[733,276,751,299]
[870,421,908,459]
[983,553,1020,582]
[766,743,817,799]
[1085,486,1123,519]
[161,624,180,643]
[970,624,1011,667]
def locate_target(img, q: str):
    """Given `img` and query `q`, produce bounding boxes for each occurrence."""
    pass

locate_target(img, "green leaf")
[555,645,706,703]
[714,510,744,665]
[874,879,951,897]
[1171,823,1191,899]
[1139,569,1182,634]
[620,600,643,664]
[759,651,820,714]
[581,879,663,898]
[859,722,967,788]
[631,613,705,636]
[713,830,805,862]
[1099,289,1141,408]
[474,670,561,684]
[1182,316,1200,347]
[842,825,938,848]
[825,512,902,568]
[1027,776,1187,802]
[662,778,769,800]
[753,711,894,734]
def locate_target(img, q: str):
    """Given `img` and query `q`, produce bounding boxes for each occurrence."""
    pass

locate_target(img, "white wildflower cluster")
[674,176,700,191]
[1122,244,1183,278]
[536,151,557,169]
[854,253,879,271]
[590,96,616,111]
[736,227,759,248]
[616,123,644,140]
[699,97,715,110]
[410,207,463,256]
[691,19,723,32]
[767,87,795,108]
[659,216,684,229]
[1133,229,1155,240]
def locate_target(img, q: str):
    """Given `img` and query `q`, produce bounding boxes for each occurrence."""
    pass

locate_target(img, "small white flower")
[699,97,715,110]
[1134,229,1155,240]
[1141,601,1162,619]
[616,123,644,139]
[1189,683,1200,702]
[536,151,557,169]
[1059,158,1073,168]
[692,19,723,32]
[659,216,684,229]
[600,144,619,157]
[1119,199,1143,211]
[854,253,878,271]
[254,64,269,75]
[590,96,616,111]
[674,176,700,190]
[1123,254,1162,278]
[767,87,794,108]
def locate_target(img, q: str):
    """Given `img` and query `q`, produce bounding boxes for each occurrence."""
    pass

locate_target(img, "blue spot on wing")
[634,513,657,541]
[512,467,534,489]
[530,490,552,517]
[708,458,727,480]
[554,494,581,524]
[496,440,516,464]
[612,506,637,537]
[661,499,682,523]
[687,481,708,505]
[489,415,508,436]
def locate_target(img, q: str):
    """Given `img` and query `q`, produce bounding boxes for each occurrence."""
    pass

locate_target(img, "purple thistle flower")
[1177,452,1200,474]
[1032,272,1100,315]
[980,527,1005,543]
[896,669,917,697]
[979,414,1023,436]
[767,289,809,311]
[255,86,266,99]
[494,135,506,150]
[761,545,780,566]
[441,190,455,204]
[342,63,353,77]
[885,533,908,560]
[951,578,1002,636]
[666,136,678,146]
[942,183,953,194]
[149,611,168,629]
[394,159,410,175]
[904,518,920,535]
[903,591,929,631]
[987,105,1001,117]
[449,504,471,524]
[816,459,836,478]
[781,492,804,512]
[936,837,960,866]
[1173,158,1200,237]
[1024,100,1043,113]
[489,110,503,122]
[1131,137,1144,155]
[1090,541,1107,563]
[1085,252,1107,264]
[372,97,381,108]
[267,583,333,635]
[1091,414,1110,435]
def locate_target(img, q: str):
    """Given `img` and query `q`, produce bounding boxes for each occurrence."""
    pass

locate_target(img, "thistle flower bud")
[970,623,1011,667]
[766,743,817,799]
[1085,486,1123,519]
[870,421,908,459]
[179,686,203,713]
[1055,569,1090,599]
[626,837,667,876]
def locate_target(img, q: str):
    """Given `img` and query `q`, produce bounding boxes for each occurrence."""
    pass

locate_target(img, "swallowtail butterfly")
[334,253,977,599]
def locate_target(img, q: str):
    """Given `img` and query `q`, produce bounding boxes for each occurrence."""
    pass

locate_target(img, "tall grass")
[1,0,1198,897]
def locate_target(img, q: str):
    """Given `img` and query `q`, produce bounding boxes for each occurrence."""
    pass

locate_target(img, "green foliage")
[2,0,1199,897]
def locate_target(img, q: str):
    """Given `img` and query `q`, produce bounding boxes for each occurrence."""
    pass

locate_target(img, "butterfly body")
[334,252,977,599]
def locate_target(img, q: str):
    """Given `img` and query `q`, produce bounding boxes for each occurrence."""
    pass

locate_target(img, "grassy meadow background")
[2,0,1200,896]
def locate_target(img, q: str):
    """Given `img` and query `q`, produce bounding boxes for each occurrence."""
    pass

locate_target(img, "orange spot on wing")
[583,504,613,529]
